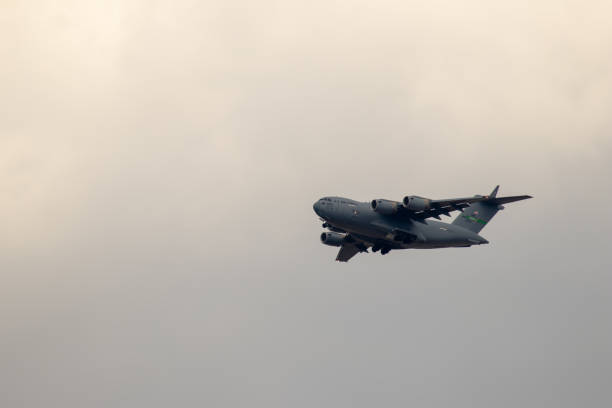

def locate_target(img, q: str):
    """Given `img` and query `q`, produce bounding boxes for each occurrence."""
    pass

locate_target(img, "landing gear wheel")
[380,247,390,255]
[372,245,381,253]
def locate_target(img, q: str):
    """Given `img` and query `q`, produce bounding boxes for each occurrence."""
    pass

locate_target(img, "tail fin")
[452,186,532,234]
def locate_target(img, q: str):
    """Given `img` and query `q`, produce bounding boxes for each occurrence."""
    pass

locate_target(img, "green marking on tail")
[463,215,488,225]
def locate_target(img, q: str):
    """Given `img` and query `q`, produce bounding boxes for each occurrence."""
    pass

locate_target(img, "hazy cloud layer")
[1,1,611,407]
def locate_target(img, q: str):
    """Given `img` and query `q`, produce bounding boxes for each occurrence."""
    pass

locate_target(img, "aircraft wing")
[411,196,489,221]
[336,244,362,262]
[335,236,369,262]
[492,195,532,205]
[412,186,532,221]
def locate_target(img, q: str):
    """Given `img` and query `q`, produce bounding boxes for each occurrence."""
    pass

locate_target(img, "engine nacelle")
[320,231,347,247]
[370,199,401,215]
[402,195,432,211]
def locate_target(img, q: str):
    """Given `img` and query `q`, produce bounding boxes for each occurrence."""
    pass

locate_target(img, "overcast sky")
[1,1,611,407]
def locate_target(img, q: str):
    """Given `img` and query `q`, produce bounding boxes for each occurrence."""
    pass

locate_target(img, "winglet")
[489,185,499,199]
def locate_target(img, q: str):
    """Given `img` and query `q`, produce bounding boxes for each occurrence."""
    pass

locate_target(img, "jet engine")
[320,231,347,247]
[370,199,400,215]
[402,196,432,211]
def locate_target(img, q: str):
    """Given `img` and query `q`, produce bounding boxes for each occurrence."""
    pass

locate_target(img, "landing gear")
[372,244,390,255]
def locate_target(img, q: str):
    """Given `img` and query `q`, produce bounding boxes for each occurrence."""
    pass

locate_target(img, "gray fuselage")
[313,196,489,250]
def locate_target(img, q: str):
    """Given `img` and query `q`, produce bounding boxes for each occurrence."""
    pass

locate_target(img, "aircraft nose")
[313,200,321,215]
[312,200,323,217]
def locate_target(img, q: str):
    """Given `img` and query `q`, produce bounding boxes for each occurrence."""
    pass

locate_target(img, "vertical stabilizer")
[452,201,500,234]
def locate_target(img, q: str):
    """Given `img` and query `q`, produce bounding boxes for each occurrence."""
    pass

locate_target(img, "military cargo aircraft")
[313,186,531,262]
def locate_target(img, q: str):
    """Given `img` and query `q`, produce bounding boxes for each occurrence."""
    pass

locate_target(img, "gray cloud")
[1,1,611,407]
